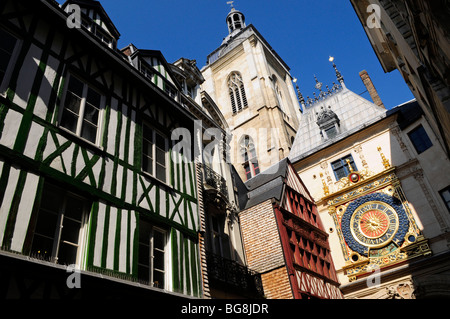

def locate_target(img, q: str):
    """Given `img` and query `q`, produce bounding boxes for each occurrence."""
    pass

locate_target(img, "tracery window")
[228,72,248,114]
[273,77,285,113]
[240,135,260,181]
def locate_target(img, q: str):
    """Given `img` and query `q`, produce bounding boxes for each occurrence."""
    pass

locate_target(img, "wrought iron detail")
[202,164,228,200]
[206,252,264,298]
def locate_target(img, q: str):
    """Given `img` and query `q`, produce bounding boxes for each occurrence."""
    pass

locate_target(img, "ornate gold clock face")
[350,201,399,249]
[341,193,409,257]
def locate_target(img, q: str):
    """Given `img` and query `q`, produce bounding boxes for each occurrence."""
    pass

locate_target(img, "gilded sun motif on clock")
[359,210,390,238]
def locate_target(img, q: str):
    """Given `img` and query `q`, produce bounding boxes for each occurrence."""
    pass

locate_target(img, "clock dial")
[340,193,409,257]
[350,201,399,249]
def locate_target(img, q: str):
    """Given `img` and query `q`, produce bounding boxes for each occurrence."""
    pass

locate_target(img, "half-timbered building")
[0,0,266,300]
[0,0,205,298]
[236,158,343,299]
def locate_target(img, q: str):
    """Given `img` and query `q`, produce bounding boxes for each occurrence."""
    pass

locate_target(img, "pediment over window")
[316,106,341,140]
[316,106,340,128]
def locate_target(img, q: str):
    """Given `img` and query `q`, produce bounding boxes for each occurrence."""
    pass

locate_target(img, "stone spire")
[329,56,345,87]
[293,77,305,113]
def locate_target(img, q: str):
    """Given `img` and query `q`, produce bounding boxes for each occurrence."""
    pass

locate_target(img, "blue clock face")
[350,201,399,249]
[341,193,409,257]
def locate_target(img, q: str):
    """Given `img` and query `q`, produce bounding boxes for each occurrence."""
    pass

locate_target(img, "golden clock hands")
[362,219,380,227]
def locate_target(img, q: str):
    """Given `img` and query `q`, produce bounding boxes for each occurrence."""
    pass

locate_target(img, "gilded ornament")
[378,146,391,169]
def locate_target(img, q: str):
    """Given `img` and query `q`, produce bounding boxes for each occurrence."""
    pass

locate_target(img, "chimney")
[359,70,385,108]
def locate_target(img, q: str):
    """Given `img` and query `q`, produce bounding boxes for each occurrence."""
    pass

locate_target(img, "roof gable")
[121,45,182,91]
[236,158,314,210]
[204,24,290,72]
[289,86,387,162]
[62,0,120,39]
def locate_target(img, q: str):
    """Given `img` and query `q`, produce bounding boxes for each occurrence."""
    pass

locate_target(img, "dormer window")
[63,1,120,50]
[187,84,196,99]
[139,60,154,80]
[324,125,338,139]
[316,106,340,140]
[80,17,114,48]
[94,26,113,47]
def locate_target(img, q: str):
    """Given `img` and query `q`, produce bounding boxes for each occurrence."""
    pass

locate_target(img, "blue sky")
[58,0,415,109]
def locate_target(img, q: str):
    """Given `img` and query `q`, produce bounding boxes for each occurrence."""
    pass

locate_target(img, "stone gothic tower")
[201,4,302,182]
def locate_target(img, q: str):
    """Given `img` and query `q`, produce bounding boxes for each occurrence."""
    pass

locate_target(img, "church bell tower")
[226,3,246,33]
[201,2,302,181]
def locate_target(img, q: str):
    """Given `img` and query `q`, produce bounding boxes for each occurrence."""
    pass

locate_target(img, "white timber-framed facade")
[0,0,204,299]
[0,0,264,300]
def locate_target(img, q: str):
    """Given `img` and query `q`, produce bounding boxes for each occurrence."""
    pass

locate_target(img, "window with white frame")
[94,27,113,48]
[228,72,248,114]
[0,28,19,90]
[138,220,168,289]
[139,60,154,81]
[30,182,90,266]
[142,123,169,183]
[60,74,104,145]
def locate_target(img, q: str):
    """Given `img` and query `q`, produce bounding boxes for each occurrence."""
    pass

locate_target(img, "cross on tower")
[227,1,234,9]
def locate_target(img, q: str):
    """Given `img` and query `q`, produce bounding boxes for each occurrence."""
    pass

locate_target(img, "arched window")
[240,135,260,180]
[228,72,248,114]
[273,77,285,113]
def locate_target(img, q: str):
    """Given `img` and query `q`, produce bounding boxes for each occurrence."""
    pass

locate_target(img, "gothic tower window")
[240,135,260,180]
[273,76,285,113]
[228,72,248,114]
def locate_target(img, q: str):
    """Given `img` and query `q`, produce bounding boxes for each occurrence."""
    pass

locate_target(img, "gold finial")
[320,173,330,196]
[378,146,391,169]
[346,159,354,173]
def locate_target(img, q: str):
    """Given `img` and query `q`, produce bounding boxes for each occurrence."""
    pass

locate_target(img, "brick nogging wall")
[195,163,210,298]
[240,199,293,299]
[261,266,293,299]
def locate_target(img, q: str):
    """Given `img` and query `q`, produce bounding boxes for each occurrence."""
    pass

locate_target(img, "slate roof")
[233,158,290,211]
[386,99,422,130]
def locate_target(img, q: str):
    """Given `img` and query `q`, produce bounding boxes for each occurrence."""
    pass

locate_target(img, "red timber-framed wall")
[275,165,343,299]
